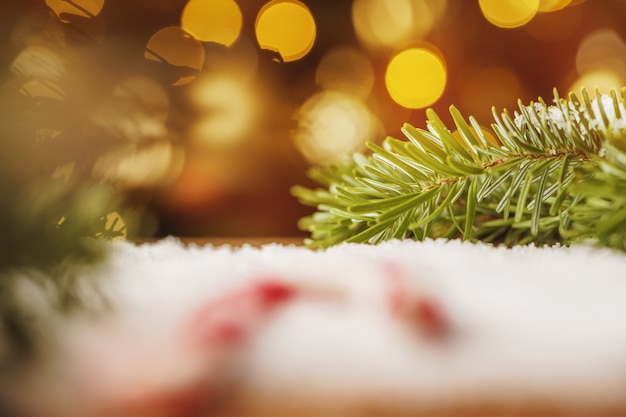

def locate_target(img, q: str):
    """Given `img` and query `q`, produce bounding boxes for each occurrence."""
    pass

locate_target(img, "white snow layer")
[3,238,626,415]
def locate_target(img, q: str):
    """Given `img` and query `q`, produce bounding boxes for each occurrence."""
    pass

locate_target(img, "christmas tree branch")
[293,88,624,249]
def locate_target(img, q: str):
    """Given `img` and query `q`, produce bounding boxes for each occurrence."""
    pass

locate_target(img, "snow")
[589,94,626,131]
[547,105,567,130]
[513,93,626,140]
[3,238,626,416]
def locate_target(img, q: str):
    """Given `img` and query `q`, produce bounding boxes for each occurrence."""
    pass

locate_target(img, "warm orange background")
[2,0,625,238]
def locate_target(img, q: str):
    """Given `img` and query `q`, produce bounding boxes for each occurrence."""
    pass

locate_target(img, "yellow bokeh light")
[46,0,105,21]
[255,0,316,62]
[92,142,184,189]
[189,75,258,148]
[295,92,378,164]
[144,26,205,86]
[385,47,447,109]
[181,0,243,46]
[352,0,447,49]
[576,30,626,77]
[315,47,375,99]
[573,30,626,98]
[11,46,65,80]
[538,0,572,12]
[479,0,539,28]
[569,70,624,97]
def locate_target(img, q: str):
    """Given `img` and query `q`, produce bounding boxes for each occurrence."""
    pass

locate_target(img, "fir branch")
[565,90,626,249]
[292,88,622,249]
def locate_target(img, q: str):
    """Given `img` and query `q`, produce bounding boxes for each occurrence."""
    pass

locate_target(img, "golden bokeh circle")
[255,0,317,62]
[385,47,447,109]
[295,91,377,164]
[352,0,447,49]
[181,0,243,46]
[479,0,540,28]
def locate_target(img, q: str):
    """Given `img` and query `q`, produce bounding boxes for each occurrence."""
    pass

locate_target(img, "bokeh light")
[92,142,184,189]
[11,46,65,81]
[45,0,105,21]
[144,26,205,86]
[571,29,626,93]
[479,0,540,28]
[315,46,375,99]
[352,0,447,50]
[189,75,258,148]
[295,91,378,164]
[569,70,624,96]
[576,30,626,78]
[181,0,243,46]
[255,0,316,62]
[385,46,447,109]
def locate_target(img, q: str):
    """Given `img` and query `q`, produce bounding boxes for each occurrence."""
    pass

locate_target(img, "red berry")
[188,279,297,348]
[410,296,448,338]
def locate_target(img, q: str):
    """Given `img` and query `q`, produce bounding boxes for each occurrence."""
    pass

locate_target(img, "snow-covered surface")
[5,238,626,416]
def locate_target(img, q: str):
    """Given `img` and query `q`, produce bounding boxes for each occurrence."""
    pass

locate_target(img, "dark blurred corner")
[1,0,625,238]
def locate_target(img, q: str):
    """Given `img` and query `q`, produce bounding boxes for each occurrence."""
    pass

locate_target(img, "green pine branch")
[292,87,626,250]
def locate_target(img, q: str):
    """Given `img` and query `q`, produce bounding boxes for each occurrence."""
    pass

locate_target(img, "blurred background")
[1,0,625,239]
